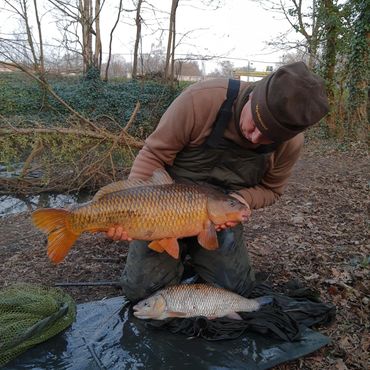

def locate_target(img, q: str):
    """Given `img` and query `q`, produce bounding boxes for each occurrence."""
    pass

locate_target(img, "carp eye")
[229,199,237,207]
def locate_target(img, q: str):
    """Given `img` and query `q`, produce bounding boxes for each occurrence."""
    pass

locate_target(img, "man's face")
[239,97,273,145]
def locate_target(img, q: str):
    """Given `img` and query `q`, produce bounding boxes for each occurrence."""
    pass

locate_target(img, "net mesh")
[0,283,76,367]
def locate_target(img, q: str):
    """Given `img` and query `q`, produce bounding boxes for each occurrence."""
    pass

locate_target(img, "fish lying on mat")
[31,169,249,263]
[133,284,272,320]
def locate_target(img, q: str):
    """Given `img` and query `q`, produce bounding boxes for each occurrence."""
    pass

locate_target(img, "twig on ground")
[55,281,122,287]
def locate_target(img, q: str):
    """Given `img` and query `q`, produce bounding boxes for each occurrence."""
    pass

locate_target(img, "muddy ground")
[0,138,369,370]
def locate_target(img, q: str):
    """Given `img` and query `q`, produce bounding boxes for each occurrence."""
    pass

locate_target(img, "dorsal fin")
[150,168,173,185]
[92,168,173,201]
[92,178,148,201]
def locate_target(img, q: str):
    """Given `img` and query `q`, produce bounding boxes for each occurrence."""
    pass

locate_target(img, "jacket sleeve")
[236,133,304,209]
[129,90,196,179]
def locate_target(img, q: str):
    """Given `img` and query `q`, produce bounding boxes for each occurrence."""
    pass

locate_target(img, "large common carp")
[31,169,250,263]
[133,283,272,320]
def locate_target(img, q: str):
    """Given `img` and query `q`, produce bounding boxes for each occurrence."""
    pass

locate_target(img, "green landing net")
[0,283,76,367]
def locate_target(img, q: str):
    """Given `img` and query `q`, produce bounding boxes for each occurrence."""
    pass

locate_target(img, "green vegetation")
[0,73,184,194]
[0,72,182,138]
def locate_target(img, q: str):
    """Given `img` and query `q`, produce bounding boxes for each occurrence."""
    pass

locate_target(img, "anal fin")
[149,238,180,259]
[148,240,166,253]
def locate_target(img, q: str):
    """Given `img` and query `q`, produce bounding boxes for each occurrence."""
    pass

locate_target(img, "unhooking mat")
[4,296,331,370]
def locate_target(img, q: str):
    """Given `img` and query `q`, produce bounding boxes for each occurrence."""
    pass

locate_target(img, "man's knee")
[119,269,152,303]
[119,240,184,302]
[190,225,255,296]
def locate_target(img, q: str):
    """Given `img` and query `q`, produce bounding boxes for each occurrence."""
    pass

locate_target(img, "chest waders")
[120,80,277,302]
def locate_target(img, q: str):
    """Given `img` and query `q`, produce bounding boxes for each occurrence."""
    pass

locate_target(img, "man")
[107,62,329,302]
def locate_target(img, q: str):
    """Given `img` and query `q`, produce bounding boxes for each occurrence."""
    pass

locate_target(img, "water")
[0,162,93,217]
[0,193,92,218]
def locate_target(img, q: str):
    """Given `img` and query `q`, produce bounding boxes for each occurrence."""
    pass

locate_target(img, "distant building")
[234,70,272,82]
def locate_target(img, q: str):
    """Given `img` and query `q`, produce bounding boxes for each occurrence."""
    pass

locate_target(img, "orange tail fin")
[31,208,79,264]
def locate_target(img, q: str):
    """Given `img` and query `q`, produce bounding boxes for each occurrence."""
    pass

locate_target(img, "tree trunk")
[165,0,179,80]
[10,0,48,107]
[80,0,93,74]
[346,0,369,141]
[32,0,45,76]
[132,0,143,79]
[307,0,320,69]
[94,0,102,74]
[322,0,339,136]
[104,0,124,81]
[170,7,177,85]
[33,0,49,108]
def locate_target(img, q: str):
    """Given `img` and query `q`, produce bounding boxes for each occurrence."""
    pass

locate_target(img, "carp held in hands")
[31,169,250,263]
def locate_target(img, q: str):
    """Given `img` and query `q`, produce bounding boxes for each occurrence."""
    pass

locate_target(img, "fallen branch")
[54,281,122,287]
[0,176,75,195]
[123,101,140,132]
[20,139,44,177]
[0,126,144,149]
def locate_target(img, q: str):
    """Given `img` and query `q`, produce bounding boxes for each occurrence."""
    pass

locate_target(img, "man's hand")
[215,221,239,231]
[215,193,251,232]
[106,226,133,241]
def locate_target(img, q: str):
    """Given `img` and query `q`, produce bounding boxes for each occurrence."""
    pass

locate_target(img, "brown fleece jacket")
[129,78,304,210]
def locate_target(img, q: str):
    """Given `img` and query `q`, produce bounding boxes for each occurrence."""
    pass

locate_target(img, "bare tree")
[94,0,102,71]
[0,1,43,71]
[104,0,124,81]
[103,54,131,79]
[175,59,202,77]
[140,48,166,75]
[0,0,50,105]
[255,0,323,68]
[207,60,235,77]
[164,0,179,83]
[79,0,93,74]
[132,0,143,79]
[47,0,105,76]
[32,0,45,77]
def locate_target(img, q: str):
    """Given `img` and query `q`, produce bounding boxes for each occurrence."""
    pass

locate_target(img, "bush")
[0,72,183,137]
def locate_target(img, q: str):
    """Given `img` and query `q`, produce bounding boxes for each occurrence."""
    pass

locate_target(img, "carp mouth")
[132,294,167,319]
[132,303,157,319]
[225,210,249,222]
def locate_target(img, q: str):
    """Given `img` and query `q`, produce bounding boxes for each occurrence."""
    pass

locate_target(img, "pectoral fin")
[197,220,218,250]
[225,312,243,320]
[166,311,188,318]
[149,238,180,259]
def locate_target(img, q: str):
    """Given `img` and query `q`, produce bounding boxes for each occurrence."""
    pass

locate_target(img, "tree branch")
[0,126,144,149]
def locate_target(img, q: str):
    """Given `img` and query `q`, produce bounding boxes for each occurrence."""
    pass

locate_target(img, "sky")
[0,0,295,74]
[105,0,292,73]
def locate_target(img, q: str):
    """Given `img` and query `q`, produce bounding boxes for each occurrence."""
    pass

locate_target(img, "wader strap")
[206,79,240,148]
